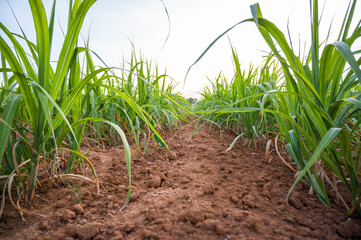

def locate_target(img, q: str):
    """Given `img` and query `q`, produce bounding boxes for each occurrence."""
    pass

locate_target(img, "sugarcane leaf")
[0,94,22,165]
[287,128,342,197]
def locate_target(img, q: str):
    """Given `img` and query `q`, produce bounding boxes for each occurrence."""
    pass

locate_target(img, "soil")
[0,121,360,240]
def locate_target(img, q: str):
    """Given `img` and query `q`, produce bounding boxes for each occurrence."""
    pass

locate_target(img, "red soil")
[0,121,360,240]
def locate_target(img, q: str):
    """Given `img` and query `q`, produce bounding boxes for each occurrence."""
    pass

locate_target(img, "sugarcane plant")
[249,0,361,215]
[195,52,281,148]
[0,0,169,216]
[83,48,191,151]
[189,0,361,214]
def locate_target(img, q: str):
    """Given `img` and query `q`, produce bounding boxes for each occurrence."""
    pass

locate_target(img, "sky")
[0,0,360,98]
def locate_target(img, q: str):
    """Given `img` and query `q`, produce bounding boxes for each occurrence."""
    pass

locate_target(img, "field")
[0,0,361,239]
[0,121,360,239]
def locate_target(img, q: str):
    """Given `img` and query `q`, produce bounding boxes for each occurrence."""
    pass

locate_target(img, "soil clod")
[148,175,162,188]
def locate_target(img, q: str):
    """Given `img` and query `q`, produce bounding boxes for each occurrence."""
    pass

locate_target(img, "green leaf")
[226,134,244,151]
[250,3,262,26]
[332,41,361,84]
[152,133,166,148]
[0,94,22,165]
[51,0,97,99]
[287,128,342,198]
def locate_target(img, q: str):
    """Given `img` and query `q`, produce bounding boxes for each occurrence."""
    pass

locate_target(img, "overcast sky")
[1,0,360,98]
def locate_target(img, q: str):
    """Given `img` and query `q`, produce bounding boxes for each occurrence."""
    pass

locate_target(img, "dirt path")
[0,121,360,239]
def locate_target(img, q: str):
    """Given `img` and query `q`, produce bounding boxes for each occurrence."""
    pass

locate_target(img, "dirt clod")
[203,185,215,195]
[242,194,256,208]
[54,200,66,209]
[337,219,361,238]
[181,208,205,224]
[215,223,226,235]
[38,221,49,230]
[110,230,124,240]
[148,175,162,188]
[202,219,217,231]
[145,208,158,222]
[74,223,101,240]
[72,204,84,215]
[243,216,261,233]
[230,195,239,204]
[168,151,178,160]
[62,210,76,221]
[139,227,160,239]
[289,195,303,210]
[93,235,105,240]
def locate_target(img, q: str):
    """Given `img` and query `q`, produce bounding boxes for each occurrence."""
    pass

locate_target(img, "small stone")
[72,204,84,215]
[79,219,87,225]
[148,175,162,188]
[106,195,115,201]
